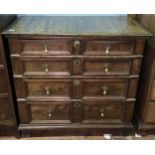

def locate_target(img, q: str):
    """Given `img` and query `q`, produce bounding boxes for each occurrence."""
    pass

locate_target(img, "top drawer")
[84,40,134,56]
[9,38,135,56]
[17,39,72,55]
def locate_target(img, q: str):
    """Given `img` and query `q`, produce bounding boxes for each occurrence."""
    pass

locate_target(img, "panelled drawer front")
[0,70,7,94]
[84,40,134,55]
[150,81,155,100]
[83,58,131,76]
[82,79,127,100]
[22,59,72,76]
[0,97,12,121]
[19,40,72,55]
[29,102,71,123]
[26,79,72,99]
[82,101,124,123]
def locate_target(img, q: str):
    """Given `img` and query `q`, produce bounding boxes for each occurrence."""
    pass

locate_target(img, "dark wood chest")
[3,16,151,136]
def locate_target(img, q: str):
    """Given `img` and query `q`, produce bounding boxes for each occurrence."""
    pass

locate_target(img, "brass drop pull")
[74,102,81,108]
[73,40,81,48]
[100,108,104,118]
[105,46,110,55]
[102,86,108,96]
[104,64,109,73]
[44,64,49,73]
[44,44,48,53]
[48,112,52,118]
[45,86,50,95]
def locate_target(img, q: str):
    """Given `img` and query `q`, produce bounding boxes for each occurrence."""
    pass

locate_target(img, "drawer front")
[0,97,13,121]
[82,79,127,100]
[26,79,72,99]
[84,40,134,55]
[30,102,71,123]
[0,70,7,94]
[150,81,155,100]
[19,39,72,55]
[82,101,124,123]
[21,59,72,76]
[83,59,131,76]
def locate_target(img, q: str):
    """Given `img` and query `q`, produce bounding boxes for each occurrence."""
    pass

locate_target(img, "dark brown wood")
[134,15,155,134]
[2,16,151,137]
[0,15,18,136]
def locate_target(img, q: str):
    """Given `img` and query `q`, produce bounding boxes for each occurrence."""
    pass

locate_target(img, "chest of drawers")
[3,16,151,136]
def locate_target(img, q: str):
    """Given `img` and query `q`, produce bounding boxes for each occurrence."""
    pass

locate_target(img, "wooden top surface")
[0,15,16,32]
[2,16,152,37]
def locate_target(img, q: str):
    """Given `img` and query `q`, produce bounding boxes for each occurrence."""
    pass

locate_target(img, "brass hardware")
[104,64,109,73]
[44,64,49,73]
[45,86,50,95]
[73,80,80,86]
[73,40,81,48]
[48,112,52,118]
[74,102,81,108]
[105,47,110,55]
[44,44,48,53]
[74,59,81,65]
[102,86,108,96]
[100,108,104,118]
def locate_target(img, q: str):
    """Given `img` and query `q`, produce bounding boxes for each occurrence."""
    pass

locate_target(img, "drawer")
[83,58,131,76]
[150,81,155,100]
[84,40,134,55]
[19,58,72,76]
[19,39,72,55]
[25,79,72,100]
[29,102,71,123]
[0,70,7,94]
[82,79,128,100]
[0,96,12,121]
[82,101,124,123]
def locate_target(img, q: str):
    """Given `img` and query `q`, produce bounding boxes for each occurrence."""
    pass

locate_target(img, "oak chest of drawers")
[3,16,152,136]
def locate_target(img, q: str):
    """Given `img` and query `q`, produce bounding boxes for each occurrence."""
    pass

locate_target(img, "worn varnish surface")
[3,16,152,137]
[2,16,152,36]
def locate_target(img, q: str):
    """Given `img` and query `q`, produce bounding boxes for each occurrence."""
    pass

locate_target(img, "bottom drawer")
[18,101,129,124]
[82,101,125,123]
[0,96,13,121]
[29,102,72,124]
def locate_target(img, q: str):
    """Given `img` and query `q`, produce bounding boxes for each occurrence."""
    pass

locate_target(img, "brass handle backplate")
[74,59,81,65]
[73,80,80,86]
[73,40,81,48]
